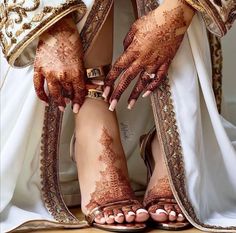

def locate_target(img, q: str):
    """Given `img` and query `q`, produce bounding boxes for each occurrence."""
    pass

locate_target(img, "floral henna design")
[143,176,173,208]
[86,127,135,212]
[105,0,195,109]
[33,15,86,109]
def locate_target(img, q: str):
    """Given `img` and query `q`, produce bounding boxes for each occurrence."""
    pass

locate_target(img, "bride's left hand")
[103,0,195,111]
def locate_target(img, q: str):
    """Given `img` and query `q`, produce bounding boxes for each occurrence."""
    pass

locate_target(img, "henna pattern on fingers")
[86,127,135,211]
[34,16,86,107]
[106,2,195,106]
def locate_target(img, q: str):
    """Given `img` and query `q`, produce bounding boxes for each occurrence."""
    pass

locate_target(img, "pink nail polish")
[73,104,80,114]
[142,91,152,98]
[109,99,117,111]
[127,99,136,110]
[59,106,65,112]
[102,86,111,99]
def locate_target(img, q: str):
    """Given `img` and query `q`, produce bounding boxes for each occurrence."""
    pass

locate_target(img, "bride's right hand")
[33,15,86,113]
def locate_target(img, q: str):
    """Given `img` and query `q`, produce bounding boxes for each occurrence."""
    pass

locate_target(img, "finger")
[73,103,80,114]
[123,24,138,50]
[105,50,136,88]
[128,71,152,104]
[71,79,86,108]
[33,71,48,103]
[61,80,73,99]
[143,62,169,96]
[110,61,143,103]
[47,81,66,108]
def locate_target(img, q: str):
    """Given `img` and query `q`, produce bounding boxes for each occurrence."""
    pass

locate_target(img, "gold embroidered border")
[39,0,113,227]
[138,0,236,231]
[208,32,223,113]
[80,0,113,53]
[1,0,86,66]
[185,0,227,37]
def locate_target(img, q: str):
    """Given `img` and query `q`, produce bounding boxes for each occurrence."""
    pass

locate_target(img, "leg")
[74,5,149,226]
[143,131,187,224]
[75,99,148,224]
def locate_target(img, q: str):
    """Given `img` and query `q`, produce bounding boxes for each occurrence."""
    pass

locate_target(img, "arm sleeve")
[0,0,86,67]
[184,0,236,37]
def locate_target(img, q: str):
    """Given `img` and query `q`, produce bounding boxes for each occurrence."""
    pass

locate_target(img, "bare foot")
[75,98,149,225]
[143,132,187,224]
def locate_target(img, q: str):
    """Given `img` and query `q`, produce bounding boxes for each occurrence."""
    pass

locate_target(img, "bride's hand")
[104,0,195,111]
[33,15,86,113]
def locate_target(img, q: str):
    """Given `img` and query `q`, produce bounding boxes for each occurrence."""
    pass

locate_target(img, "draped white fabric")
[1,0,236,232]
[183,15,236,227]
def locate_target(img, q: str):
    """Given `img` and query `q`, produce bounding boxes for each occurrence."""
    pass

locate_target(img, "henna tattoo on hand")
[105,1,195,107]
[33,16,86,108]
[86,127,135,211]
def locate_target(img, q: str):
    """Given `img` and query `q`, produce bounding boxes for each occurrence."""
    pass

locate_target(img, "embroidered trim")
[41,100,84,224]
[0,0,86,66]
[80,0,113,53]
[138,0,236,231]
[208,32,223,113]
[40,0,113,227]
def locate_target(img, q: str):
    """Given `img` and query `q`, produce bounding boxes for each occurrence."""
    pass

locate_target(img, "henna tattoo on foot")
[86,127,135,211]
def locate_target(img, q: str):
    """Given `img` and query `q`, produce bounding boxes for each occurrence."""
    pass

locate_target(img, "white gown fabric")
[1,0,236,232]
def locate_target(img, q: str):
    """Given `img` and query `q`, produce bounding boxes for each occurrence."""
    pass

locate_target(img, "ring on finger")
[144,71,156,79]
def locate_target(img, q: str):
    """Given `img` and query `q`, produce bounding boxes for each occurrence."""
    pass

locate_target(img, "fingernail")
[127,211,135,216]
[73,104,80,114]
[117,213,124,217]
[91,80,104,86]
[65,98,70,104]
[44,102,49,106]
[142,91,152,98]
[127,99,136,110]
[136,209,148,214]
[170,211,176,216]
[109,99,117,111]
[59,106,65,112]
[102,86,111,99]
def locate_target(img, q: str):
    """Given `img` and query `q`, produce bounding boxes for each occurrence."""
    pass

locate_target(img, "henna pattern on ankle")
[86,127,135,211]
[144,176,173,207]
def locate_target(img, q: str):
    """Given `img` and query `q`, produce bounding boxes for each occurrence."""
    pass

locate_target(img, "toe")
[149,204,168,222]
[94,212,106,224]
[113,208,125,223]
[104,209,115,224]
[122,207,135,223]
[164,204,177,222]
[174,205,186,222]
[133,207,149,222]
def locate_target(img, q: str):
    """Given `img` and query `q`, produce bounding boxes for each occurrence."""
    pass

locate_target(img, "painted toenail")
[128,211,135,216]
[136,209,148,215]
[170,211,176,216]
[178,214,184,217]
[109,215,115,219]
[117,213,124,217]
[156,209,168,215]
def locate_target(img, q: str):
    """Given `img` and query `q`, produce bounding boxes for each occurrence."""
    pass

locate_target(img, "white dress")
[1,0,236,232]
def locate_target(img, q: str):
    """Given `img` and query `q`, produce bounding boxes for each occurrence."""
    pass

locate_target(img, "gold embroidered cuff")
[0,0,87,67]
[184,0,235,37]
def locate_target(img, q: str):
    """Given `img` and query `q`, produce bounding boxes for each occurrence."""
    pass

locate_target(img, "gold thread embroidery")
[80,0,113,53]
[138,0,236,231]
[208,32,223,113]
[0,0,86,65]
[40,0,113,226]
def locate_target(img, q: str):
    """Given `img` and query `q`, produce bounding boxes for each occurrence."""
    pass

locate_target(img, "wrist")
[161,0,195,25]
